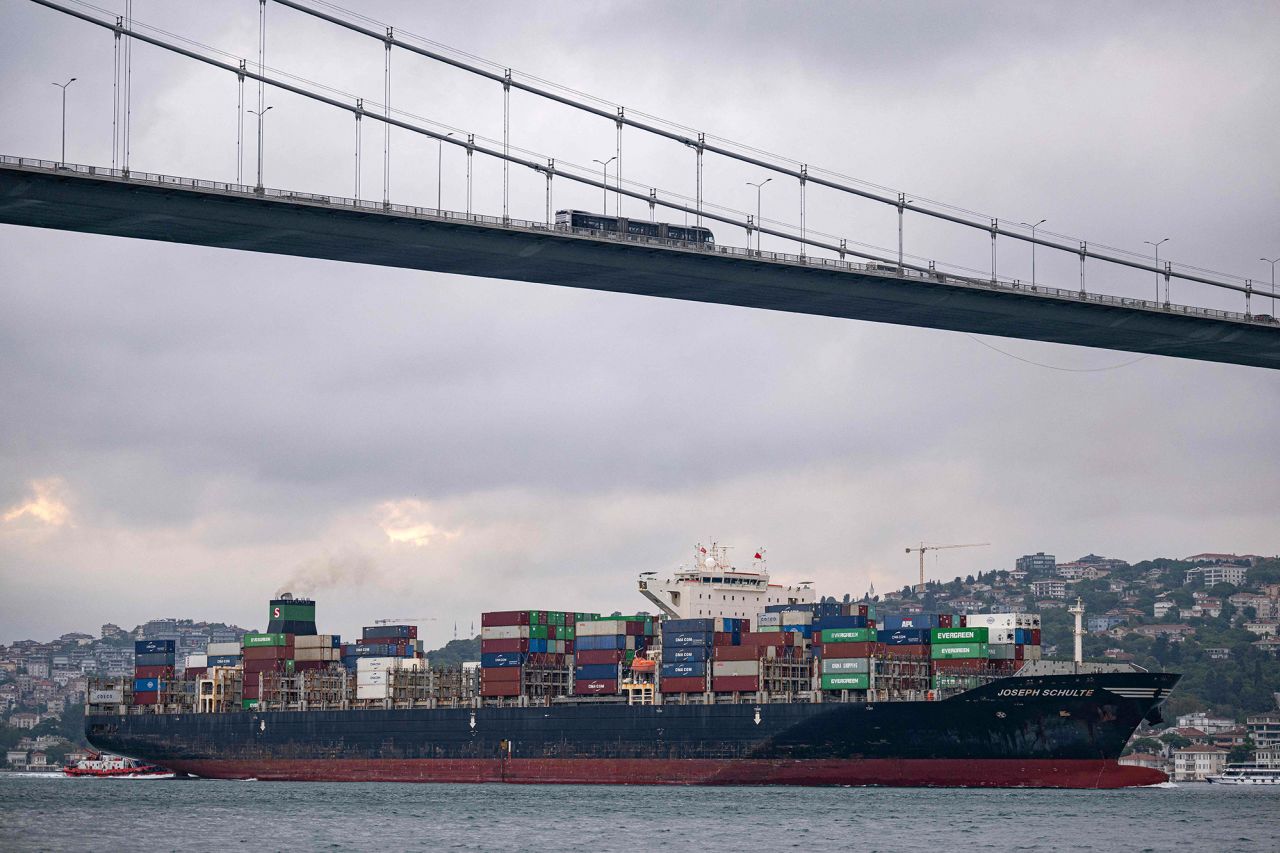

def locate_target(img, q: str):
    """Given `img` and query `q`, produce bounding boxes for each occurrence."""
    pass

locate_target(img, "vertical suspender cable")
[111,16,120,169]
[616,107,623,218]
[502,70,511,222]
[383,28,391,206]
[236,61,245,184]
[990,220,998,284]
[545,159,553,226]
[354,98,362,200]
[256,0,265,190]
[800,165,807,259]
[1079,243,1087,295]
[123,0,132,173]
[466,133,473,216]
[695,133,704,227]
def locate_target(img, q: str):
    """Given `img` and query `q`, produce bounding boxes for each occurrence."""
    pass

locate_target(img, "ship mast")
[1068,596,1086,665]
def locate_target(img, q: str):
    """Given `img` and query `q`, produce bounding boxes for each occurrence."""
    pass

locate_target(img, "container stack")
[575,615,654,695]
[481,610,589,700]
[205,641,242,670]
[294,634,342,671]
[958,613,1042,673]
[814,622,876,692]
[341,625,423,669]
[241,631,294,710]
[182,653,208,681]
[133,639,175,706]
[356,656,424,701]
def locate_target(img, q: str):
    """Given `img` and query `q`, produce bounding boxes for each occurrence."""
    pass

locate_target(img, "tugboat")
[64,751,174,779]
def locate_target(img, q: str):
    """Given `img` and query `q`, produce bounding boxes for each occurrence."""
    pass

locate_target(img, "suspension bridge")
[3,0,1278,370]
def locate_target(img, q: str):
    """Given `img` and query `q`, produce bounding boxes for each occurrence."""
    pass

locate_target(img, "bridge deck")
[1,157,1276,370]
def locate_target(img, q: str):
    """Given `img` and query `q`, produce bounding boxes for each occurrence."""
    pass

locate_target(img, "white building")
[1185,565,1249,586]
[1176,712,1238,734]
[1153,600,1178,618]
[1247,713,1280,749]
[637,544,815,620]
[1245,621,1279,638]
[1031,579,1067,600]
[1173,747,1228,781]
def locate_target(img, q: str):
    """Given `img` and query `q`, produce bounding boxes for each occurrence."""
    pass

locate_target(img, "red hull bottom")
[163,757,1166,788]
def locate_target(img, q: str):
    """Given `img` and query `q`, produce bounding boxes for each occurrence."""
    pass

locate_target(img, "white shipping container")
[184,654,208,669]
[294,647,326,662]
[969,613,1018,631]
[481,625,529,641]
[756,613,781,628]
[1024,645,1043,660]
[781,611,813,626]
[358,656,402,672]
[89,688,124,704]
[356,684,389,699]
[575,620,615,638]
[711,660,761,677]
[207,642,241,656]
[357,671,390,685]
[294,635,332,649]
[821,658,870,674]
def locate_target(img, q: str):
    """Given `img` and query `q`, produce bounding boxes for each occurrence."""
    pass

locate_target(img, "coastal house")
[1172,746,1229,781]
[1153,600,1178,618]
[7,712,39,729]
[1176,713,1237,735]
[5,749,28,767]
[1246,713,1280,749]
[1132,624,1194,642]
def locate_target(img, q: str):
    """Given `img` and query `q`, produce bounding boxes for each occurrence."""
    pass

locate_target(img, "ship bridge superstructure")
[638,544,816,620]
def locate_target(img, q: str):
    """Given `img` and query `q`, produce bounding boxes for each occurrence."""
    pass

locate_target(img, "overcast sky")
[1,1,1277,645]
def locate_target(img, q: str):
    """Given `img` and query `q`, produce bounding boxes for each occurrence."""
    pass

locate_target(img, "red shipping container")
[857,605,869,617]
[482,610,530,627]
[480,638,529,654]
[867,619,877,629]
[547,625,558,640]
[243,646,293,661]
[623,621,643,636]
[932,658,987,672]
[183,667,207,680]
[132,691,159,705]
[880,644,929,658]
[659,676,706,693]
[712,676,760,692]
[741,631,794,648]
[576,649,625,664]
[564,640,575,653]
[714,645,762,661]
[574,679,618,695]
[959,615,968,627]
[713,631,736,646]
[939,614,953,628]
[242,682,260,698]
[1031,629,1042,644]
[1015,644,1025,660]
[482,666,522,683]
[481,682,521,697]
[822,641,874,658]
[294,660,328,671]
[134,665,174,678]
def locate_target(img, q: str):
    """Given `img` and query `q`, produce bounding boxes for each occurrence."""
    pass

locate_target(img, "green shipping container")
[821,673,870,690]
[757,626,782,633]
[529,625,549,639]
[242,632,290,647]
[821,628,875,644]
[933,674,982,690]
[563,626,576,640]
[930,642,989,659]
[930,627,988,644]
[242,699,260,710]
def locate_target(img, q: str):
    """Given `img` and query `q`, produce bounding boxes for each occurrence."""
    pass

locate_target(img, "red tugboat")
[64,751,174,779]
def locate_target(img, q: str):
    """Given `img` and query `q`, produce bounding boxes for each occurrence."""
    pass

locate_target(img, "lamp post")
[1263,256,1279,315]
[1144,238,1169,303]
[1021,218,1046,287]
[437,132,455,211]
[592,156,616,216]
[248,105,273,191]
[52,77,77,164]
[746,177,772,253]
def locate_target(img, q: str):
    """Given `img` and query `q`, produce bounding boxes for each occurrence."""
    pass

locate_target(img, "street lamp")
[1021,219,1046,287]
[746,177,772,253]
[437,132,455,211]
[51,77,76,165]
[1263,256,1279,315]
[248,105,273,191]
[592,156,616,216]
[1144,238,1169,303]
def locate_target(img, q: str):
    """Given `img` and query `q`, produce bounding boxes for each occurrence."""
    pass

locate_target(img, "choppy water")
[2,774,1278,852]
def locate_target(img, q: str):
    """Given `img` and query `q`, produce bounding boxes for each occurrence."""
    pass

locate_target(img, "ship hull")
[87,671,1178,788]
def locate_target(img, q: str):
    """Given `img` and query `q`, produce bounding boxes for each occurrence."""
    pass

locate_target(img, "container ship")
[86,545,1179,788]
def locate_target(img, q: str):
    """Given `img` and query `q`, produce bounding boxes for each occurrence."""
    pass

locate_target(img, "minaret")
[1067,596,1085,665]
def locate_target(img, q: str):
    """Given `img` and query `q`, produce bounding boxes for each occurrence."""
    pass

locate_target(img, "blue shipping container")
[1014,628,1030,644]
[207,655,241,667]
[812,615,867,629]
[135,639,175,654]
[574,663,619,680]
[665,646,709,663]
[576,634,626,651]
[530,638,548,653]
[660,661,707,678]
[663,618,716,633]
[877,628,930,645]
[133,677,159,692]
[764,603,815,614]
[480,652,526,668]
[882,614,942,630]
[663,631,714,648]
[782,625,813,639]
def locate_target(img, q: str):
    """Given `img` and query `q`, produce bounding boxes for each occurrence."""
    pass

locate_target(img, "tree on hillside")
[1160,731,1192,750]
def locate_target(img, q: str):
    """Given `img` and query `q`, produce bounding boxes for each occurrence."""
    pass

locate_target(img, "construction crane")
[905,542,990,592]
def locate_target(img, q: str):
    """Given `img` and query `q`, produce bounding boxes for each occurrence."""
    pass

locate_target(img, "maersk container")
[574,663,619,680]
[480,652,526,668]
[134,639,175,654]
[666,646,709,663]
[660,661,707,678]
[134,652,175,667]
[820,673,870,690]
[821,658,870,674]
[931,627,989,644]
[133,677,159,693]
[877,628,929,645]
[930,643,989,660]
[820,628,875,644]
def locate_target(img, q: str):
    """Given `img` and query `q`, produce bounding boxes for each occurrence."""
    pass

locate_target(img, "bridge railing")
[5,155,1275,328]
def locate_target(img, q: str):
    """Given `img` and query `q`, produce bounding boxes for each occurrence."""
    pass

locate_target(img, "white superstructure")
[637,543,816,620]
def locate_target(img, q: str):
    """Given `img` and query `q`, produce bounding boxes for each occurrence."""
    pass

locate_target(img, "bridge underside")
[1,164,1276,370]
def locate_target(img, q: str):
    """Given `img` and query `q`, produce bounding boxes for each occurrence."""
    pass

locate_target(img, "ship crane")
[905,542,990,592]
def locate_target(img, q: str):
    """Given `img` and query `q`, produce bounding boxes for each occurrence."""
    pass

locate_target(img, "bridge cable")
[965,335,1150,373]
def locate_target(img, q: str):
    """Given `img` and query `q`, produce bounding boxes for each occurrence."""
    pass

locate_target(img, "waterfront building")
[1247,713,1280,749]
[1173,746,1229,781]
[1176,712,1238,735]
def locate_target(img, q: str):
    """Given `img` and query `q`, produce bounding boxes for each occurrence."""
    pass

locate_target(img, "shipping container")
[931,643,990,660]
[133,677,159,692]
[481,666,522,683]
[206,641,241,656]
[133,665,174,679]
[481,610,530,627]
[658,676,706,693]
[362,624,416,640]
[294,634,337,649]
[574,663,620,680]
[575,649,625,665]
[480,681,521,697]
[931,627,989,644]
[820,673,871,690]
[480,652,526,668]
[660,661,707,678]
[134,639,175,654]
[480,638,529,654]
[573,678,618,695]
[576,634,629,651]
[756,612,781,628]
[133,690,159,705]
[877,628,930,646]
[711,660,760,677]
[812,615,868,630]
[134,652,176,667]
[821,658,869,674]
[740,631,795,648]
[711,676,759,692]
[665,646,710,663]
[713,645,762,662]
[242,646,293,661]
[660,631,714,648]
[90,688,124,704]
[820,628,875,644]
[481,625,528,641]
[817,641,875,659]
[241,632,291,647]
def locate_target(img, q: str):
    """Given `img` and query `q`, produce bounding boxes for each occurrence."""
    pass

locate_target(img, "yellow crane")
[905,542,990,592]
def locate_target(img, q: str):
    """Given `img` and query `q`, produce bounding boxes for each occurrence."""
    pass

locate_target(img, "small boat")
[64,751,174,779]
[1206,761,1280,785]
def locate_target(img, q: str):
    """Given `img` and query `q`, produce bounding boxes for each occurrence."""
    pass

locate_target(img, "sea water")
[1,774,1277,851]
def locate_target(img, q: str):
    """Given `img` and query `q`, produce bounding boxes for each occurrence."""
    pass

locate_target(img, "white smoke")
[275,551,380,598]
